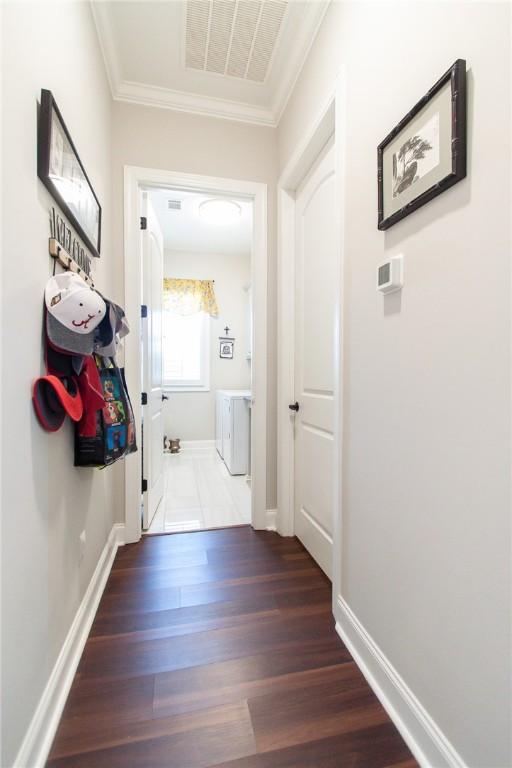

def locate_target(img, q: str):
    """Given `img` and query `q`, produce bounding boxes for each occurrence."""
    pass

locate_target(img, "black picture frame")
[38,89,102,257]
[377,59,466,231]
[219,338,234,359]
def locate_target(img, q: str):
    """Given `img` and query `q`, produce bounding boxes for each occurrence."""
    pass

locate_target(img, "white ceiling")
[91,0,329,126]
[149,188,253,254]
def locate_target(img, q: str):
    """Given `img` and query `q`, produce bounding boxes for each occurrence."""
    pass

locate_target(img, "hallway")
[2,1,511,765]
[47,527,416,767]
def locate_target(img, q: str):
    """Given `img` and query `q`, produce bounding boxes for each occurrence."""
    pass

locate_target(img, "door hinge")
[141,304,148,318]
[140,216,147,230]
[141,478,148,493]
[141,392,148,405]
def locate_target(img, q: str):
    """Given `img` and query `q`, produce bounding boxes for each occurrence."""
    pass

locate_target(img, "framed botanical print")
[378,59,466,230]
[38,89,102,257]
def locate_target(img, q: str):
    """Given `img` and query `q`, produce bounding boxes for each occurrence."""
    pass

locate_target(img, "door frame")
[123,166,268,543]
[140,193,165,530]
[277,74,346,598]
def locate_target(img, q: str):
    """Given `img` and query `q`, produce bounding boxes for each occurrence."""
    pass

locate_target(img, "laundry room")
[142,186,254,533]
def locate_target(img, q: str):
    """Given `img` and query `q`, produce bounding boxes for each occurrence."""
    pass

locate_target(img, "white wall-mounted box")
[377,254,403,294]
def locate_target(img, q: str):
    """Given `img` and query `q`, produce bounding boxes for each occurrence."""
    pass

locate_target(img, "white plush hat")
[45,273,106,356]
[45,273,105,334]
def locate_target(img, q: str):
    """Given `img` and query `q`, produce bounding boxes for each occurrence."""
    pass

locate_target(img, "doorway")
[123,168,268,543]
[142,187,253,534]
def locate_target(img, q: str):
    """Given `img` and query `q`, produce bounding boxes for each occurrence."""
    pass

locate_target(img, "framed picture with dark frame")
[219,338,234,359]
[38,89,102,257]
[378,59,466,231]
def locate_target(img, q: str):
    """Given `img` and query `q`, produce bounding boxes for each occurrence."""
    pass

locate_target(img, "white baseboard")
[14,523,125,768]
[176,440,215,450]
[335,595,466,768]
[265,508,277,531]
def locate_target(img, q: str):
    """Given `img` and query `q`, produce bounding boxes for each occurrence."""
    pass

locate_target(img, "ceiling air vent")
[167,200,182,211]
[185,0,288,84]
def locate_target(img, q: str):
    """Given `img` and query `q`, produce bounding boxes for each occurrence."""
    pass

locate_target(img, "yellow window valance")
[163,278,219,317]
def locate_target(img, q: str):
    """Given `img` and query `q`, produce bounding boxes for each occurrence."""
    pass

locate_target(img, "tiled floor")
[147,447,251,534]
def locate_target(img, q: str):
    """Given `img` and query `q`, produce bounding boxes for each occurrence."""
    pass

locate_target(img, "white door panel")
[300,425,333,532]
[142,194,164,530]
[294,139,336,578]
[299,395,333,433]
[301,189,336,394]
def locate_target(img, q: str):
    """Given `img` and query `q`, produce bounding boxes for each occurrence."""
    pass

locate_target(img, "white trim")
[331,77,348,602]
[276,187,295,537]
[272,1,330,126]
[91,0,330,128]
[124,167,267,543]
[265,508,278,531]
[90,1,122,97]
[115,80,276,127]
[276,82,342,541]
[14,524,125,768]
[335,596,467,768]
[177,440,216,450]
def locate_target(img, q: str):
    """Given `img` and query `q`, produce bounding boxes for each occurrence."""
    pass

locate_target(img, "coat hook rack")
[48,238,95,288]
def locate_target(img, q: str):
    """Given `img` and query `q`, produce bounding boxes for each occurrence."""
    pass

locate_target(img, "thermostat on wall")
[377,254,403,294]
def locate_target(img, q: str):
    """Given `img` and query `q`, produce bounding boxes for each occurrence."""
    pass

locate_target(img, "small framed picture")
[378,59,466,230]
[219,338,234,359]
[38,89,102,257]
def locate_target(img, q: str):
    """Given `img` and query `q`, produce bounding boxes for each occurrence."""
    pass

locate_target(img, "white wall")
[163,250,251,441]
[278,3,511,766]
[1,3,119,765]
[112,102,278,508]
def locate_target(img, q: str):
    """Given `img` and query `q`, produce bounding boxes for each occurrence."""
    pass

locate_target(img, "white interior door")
[141,193,164,530]
[293,138,336,578]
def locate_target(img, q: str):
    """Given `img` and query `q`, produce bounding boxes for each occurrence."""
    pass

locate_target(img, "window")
[163,311,210,391]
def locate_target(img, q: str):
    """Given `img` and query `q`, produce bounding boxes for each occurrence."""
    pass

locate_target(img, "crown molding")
[91,0,331,128]
[90,1,122,95]
[114,80,277,126]
[272,0,331,124]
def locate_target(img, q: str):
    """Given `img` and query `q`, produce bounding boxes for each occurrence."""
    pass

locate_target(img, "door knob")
[288,401,299,412]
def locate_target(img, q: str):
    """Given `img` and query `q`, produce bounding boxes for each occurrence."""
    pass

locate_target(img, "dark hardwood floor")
[47,526,417,767]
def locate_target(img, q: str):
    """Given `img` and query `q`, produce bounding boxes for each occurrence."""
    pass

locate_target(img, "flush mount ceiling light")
[199,198,242,226]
